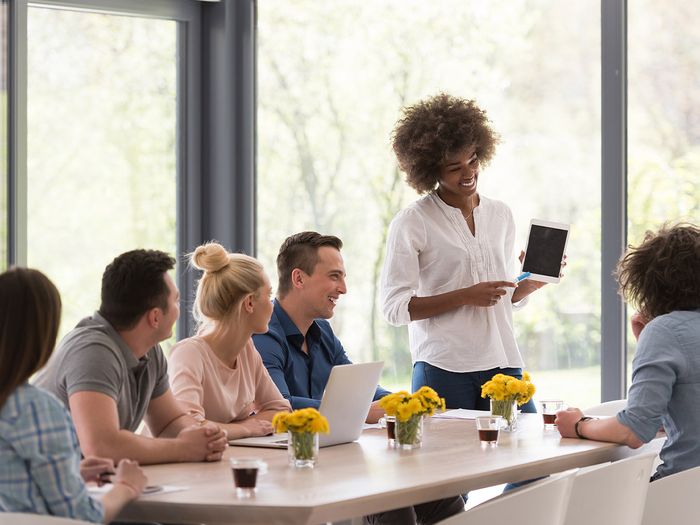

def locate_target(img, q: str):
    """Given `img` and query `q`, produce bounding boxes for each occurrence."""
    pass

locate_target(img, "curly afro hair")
[616,223,700,320]
[391,93,500,194]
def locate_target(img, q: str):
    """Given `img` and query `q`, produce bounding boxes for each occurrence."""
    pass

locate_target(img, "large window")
[26,6,177,341]
[258,0,601,407]
[627,1,700,377]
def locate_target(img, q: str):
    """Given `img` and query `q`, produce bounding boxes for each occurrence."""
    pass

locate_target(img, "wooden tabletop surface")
[118,414,662,525]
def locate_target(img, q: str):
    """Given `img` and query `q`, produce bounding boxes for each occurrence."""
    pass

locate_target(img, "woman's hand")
[113,459,147,499]
[227,418,274,439]
[79,456,115,485]
[464,281,516,307]
[512,252,567,303]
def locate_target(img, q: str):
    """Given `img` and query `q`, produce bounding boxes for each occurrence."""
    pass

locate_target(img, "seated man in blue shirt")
[253,231,389,422]
[254,231,464,525]
[556,223,700,481]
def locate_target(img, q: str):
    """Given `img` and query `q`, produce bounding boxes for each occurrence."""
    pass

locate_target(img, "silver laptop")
[229,361,384,449]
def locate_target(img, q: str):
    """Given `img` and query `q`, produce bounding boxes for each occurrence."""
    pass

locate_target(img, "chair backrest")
[436,471,576,525]
[641,464,700,525]
[563,453,656,525]
[0,513,92,525]
[584,399,627,416]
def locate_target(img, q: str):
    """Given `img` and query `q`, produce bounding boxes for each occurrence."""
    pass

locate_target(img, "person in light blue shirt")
[0,267,147,523]
[253,232,390,419]
[556,223,700,480]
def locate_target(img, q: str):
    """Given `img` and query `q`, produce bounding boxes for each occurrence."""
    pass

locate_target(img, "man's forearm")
[577,417,644,449]
[81,430,189,465]
[155,413,199,438]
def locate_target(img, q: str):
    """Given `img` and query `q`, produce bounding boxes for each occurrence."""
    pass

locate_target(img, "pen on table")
[514,272,531,283]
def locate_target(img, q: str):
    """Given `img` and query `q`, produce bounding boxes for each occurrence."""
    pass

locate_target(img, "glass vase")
[395,414,423,449]
[287,431,319,468]
[490,398,518,431]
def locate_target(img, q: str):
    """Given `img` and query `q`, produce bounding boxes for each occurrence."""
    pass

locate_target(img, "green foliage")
[257,0,602,391]
[25,8,177,340]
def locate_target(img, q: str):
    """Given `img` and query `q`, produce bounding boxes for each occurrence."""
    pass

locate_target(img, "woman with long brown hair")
[0,267,147,523]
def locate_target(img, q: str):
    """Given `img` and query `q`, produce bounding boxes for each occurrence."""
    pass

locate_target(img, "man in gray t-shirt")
[35,249,227,466]
[36,312,170,433]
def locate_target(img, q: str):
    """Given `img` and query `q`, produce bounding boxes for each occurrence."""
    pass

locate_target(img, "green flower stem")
[396,415,421,445]
[491,398,517,427]
[290,431,316,460]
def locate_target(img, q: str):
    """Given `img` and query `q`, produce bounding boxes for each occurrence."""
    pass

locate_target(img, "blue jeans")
[413,362,540,493]
[411,362,537,413]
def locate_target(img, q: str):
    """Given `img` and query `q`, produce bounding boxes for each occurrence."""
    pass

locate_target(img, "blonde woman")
[170,243,290,439]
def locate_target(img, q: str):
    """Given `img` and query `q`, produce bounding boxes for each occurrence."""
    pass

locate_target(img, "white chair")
[641,464,700,525]
[0,514,92,525]
[436,471,576,525]
[563,453,656,525]
[584,399,627,416]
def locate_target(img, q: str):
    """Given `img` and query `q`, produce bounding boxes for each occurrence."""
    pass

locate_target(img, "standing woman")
[170,243,290,440]
[0,268,146,523]
[381,93,550,410]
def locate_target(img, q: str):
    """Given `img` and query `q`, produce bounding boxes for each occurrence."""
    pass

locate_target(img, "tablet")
[521,219,570,283]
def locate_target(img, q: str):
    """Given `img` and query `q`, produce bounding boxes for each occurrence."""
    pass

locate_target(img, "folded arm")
[69,390,225,464]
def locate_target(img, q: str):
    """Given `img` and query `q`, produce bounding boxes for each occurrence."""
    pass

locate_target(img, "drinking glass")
[539,400,564,428]
[476,415,502,446]
[382,415,396,447]
[230,457,267,498]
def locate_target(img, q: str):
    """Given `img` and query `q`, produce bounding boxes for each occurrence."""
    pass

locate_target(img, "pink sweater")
[169,336,290,423]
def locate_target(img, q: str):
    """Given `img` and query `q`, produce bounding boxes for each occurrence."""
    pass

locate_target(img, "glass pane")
[0,1,7,271]
[27,7,177,344]
[627,1,700,382]
[258,0,601,408]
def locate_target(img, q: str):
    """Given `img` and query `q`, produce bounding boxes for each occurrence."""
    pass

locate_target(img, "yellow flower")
[379,387,445,422]
[481,372,535,406]
[272,408,329,434]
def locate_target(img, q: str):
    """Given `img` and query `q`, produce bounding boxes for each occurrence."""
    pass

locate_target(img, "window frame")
[7,0,202,337]
[4,0,633,401]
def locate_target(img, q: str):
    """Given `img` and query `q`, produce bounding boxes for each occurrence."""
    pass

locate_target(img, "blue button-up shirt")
[0,384,104,522]
[253,300,391,409]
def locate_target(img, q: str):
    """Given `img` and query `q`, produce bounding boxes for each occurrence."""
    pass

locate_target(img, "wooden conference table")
[118,414,662,525]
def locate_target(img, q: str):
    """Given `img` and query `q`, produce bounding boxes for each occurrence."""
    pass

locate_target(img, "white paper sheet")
[88,484,189,496]
[432,409,491,420]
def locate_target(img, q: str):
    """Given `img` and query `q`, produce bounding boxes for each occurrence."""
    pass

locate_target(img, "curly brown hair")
[391,93,500,194]
[616,223,700,320]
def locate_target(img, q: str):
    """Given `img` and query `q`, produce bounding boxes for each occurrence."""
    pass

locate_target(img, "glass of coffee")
[539,400,564,428]
[379,415,397,447]
[230,457,267,498]
[476,415,502,446]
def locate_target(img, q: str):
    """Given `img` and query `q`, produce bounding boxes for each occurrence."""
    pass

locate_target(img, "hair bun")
[192,242,230,273]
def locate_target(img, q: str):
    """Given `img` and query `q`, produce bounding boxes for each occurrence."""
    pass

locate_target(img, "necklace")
[462,195,476,221]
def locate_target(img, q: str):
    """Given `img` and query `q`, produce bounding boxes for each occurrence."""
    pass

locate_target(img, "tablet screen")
[522,224,568,278]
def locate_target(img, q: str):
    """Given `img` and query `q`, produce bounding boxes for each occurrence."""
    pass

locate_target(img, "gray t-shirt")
[617,309,700,479]
[34,312,170,432]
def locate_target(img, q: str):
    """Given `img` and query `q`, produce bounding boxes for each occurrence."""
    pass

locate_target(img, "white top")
[380,192,525,373]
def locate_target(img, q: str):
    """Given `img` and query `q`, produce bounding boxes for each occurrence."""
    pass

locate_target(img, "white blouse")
[380,192,526,373]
